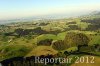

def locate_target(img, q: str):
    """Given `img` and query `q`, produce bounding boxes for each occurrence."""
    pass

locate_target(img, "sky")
[0,0,100,20]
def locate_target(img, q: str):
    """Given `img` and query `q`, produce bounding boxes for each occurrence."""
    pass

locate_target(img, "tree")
[64,32,89,48]
[14,28,24,36]
[52,40,66,50]
[37,39,53,46]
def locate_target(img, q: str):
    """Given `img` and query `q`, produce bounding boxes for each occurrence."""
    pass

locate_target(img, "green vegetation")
[0,45,32,61]
[52,40,66,51]
[0,13,100,66]
[64,32,90,48]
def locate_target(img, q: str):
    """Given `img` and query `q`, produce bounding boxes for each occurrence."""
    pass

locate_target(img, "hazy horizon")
[0,0,100,21]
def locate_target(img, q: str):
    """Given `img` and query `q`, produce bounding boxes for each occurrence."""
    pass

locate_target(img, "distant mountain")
[90,11,100,15]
